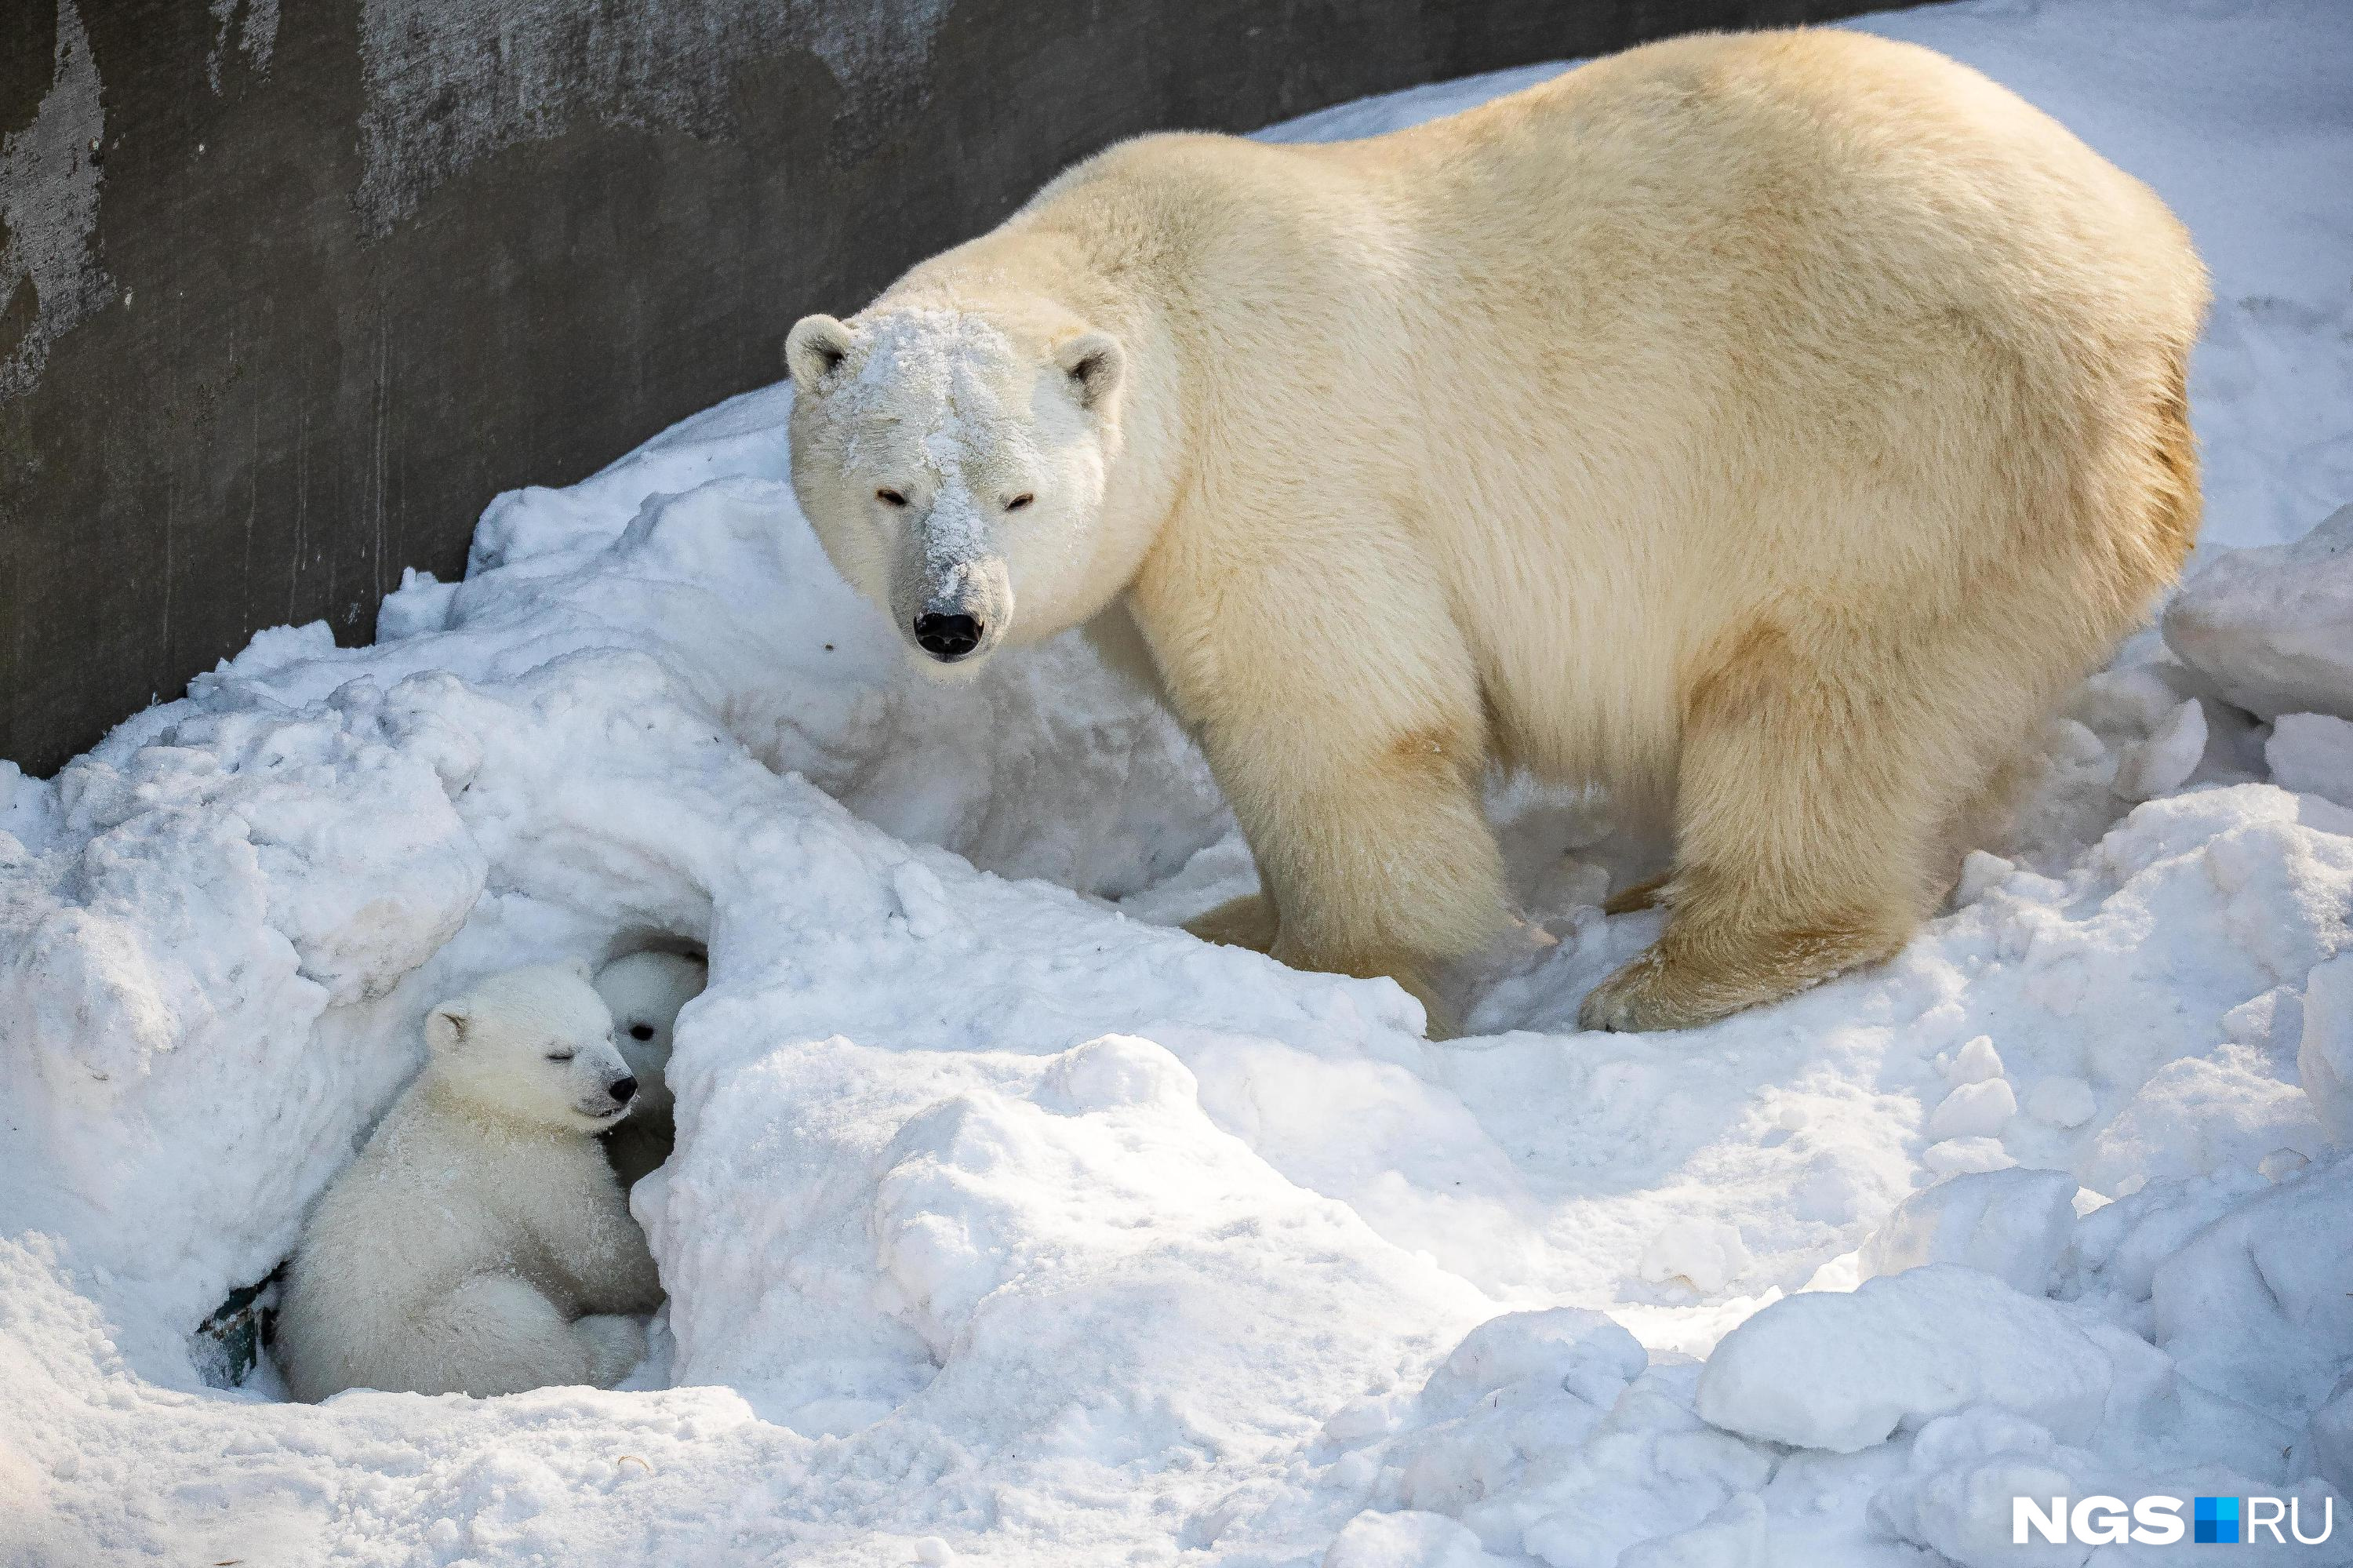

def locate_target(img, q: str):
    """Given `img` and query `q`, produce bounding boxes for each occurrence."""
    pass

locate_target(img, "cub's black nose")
[610,1076,638,1104]
[912,612,982,661]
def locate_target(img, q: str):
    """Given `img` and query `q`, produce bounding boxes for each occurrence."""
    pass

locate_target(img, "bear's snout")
[609,1075,638,1104]
[912,612,983,661]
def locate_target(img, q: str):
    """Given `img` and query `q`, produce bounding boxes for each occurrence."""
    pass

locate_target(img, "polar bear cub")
[593,950,707,1188]
[276,962,664,1401]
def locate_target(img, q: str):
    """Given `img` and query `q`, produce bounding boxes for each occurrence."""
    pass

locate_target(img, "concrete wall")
[0,0,1868,775]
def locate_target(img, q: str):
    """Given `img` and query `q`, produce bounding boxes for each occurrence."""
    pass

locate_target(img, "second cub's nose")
[610,1076,638,1104]
[912,613,982,661]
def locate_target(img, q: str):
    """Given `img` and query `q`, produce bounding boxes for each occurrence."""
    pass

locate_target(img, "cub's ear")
[785,314,856,391]
[1054,331,1123,411]
[566,956,595,984]
[424,1002,471,1055]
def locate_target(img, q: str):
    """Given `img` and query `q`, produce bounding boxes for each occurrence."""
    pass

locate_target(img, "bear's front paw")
[1577,950,1724,1034]
[573,1313,648,1387]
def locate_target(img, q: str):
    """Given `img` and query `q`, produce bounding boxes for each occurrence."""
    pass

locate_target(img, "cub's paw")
[574,1313,649,1386]
[1184,893,1278,954]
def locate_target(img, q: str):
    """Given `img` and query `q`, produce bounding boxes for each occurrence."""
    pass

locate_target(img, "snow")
[1696,1264,2119,1453]
[2167,503,2353,719]
[2108,697,2208,803]
[1858,1168,2078,1295]
[2303,955,2353,1147]
[2272,715,2353,810]
[3,0,2351,1563]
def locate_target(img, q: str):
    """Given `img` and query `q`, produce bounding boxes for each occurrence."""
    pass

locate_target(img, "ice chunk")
[1860,1168,2079,1296]
[2300,954,2353,1145]
[1694,1264,2112,1452]
[2110,698,2207,802]
[2164,502,2353,721]
[2308,1371,2353,1501]
[1923,1137,2018,1177]
[2150,1155,2353,1410]
[2268,713,2353,808]
[1929,1078,2019,1141]
[1638,1219,1753,1297]
[376,567,458,640]
[2060,1169,2271,1302]
[1948,1035,2005,1085]
[1867,1408,2101,1568]
[1322,1510,1511,1568]
[1420,1308,1647,1416]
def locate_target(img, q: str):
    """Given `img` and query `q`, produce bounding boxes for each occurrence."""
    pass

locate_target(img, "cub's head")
[784,303,1127,673]
[424,962,638,1133]
[591,950,707,1122]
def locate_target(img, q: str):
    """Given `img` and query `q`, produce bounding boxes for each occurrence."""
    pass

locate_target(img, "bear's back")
[1002,28,2198,361]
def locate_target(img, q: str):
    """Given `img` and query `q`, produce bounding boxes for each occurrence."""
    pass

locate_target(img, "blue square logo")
[2194,1496,2240,1544]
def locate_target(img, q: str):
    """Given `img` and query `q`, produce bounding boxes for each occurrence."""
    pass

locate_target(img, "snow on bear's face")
[423,962,641,1132]
[784,304,1124,673]
[592,950,706,1122]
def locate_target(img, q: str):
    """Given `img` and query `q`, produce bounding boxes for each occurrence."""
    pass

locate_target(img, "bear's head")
[422,962,639,1133]
[784,301,1131,673]
[591,950,707,1122]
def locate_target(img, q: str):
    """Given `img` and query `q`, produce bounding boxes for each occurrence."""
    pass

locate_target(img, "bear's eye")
[876,487,907,508]
[630,1024,656,1042]
[545,1050,576,1063]
[1005,493,1034,512]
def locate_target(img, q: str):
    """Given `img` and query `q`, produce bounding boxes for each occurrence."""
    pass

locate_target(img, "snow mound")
[1694,1264,2116,1453]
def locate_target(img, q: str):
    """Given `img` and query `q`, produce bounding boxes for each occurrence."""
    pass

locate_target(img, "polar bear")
[784,29,2205,1033]
[593,950,707,1187]
[275,963,664,1400]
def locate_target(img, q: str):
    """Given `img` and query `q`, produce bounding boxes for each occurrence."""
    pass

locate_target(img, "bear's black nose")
[912,613,982,660]
[610,1076,638,1104]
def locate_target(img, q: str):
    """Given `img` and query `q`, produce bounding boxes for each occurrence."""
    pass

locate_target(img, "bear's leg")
[573,1313,650,1385]
[397,1274,612,1396]
[1600,871,1674,916]
[1579,624,1955,1032]
[1201,711,1507,1037]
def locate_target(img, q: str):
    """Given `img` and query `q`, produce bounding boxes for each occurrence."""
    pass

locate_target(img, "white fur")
[275,963,663,1400]
[593,950,707,1187]
[786,29,2206,1033]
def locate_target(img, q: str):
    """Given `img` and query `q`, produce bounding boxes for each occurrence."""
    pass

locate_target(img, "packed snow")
[4,0,2351,1562]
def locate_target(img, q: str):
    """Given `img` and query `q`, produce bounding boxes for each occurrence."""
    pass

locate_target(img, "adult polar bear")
[785,29,2205,1033]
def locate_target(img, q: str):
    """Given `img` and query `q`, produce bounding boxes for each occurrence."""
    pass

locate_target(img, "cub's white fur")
[786,30,2205,1033]
[593,950,706,1188]
[275,963,663,1400]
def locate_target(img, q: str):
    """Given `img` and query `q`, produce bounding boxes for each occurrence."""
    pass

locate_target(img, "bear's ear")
[1054,331,1123,412]
[785,314,856,392]
[566,956,595,984]
[424,1002,471,1055]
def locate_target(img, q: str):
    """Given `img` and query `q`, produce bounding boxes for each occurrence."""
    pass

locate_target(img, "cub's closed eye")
[1005,493,1035,511]
[629,1024,655,1041]
[876,487,907,507]
[545,1050,576,1063]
